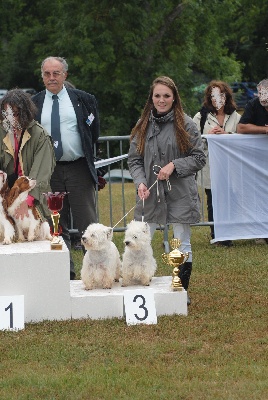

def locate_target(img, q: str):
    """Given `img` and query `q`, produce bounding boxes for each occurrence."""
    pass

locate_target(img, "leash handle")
[113,165,172,229]
[112,179,158,228]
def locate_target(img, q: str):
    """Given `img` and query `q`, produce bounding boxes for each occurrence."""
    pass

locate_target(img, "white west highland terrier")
[121,220,157,286]
[81,223,121,290]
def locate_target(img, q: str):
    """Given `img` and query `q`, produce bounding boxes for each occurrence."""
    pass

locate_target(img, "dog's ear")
[106,227,113,240]
[7,186,20,208]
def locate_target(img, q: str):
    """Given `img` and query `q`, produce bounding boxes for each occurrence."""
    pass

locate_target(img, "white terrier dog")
[81,223,121,290]
[121,220,157,286]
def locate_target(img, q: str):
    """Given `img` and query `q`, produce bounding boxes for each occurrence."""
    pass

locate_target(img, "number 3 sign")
[124,289,157,325]
[0,295,24,331]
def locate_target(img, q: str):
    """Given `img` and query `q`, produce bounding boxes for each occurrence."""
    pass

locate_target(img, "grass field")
[0,184,267,399]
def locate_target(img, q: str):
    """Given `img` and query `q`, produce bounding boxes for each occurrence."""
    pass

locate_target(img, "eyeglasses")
[42,71,65,78]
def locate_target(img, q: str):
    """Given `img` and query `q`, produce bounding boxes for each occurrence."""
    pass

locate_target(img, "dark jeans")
[50,158,97,276]
[205,188,214,239]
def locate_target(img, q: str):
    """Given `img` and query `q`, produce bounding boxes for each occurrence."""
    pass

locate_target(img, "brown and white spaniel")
[7,176,52,242]
[0,171,15,244]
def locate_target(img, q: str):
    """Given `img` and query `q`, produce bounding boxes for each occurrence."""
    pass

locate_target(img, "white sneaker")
[255,238,267,244]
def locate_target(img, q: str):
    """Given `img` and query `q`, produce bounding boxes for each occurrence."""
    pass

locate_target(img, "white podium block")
[70,281,124,319]
[70,276,187,320]
[151,276,188,316]
[0,240,71,322]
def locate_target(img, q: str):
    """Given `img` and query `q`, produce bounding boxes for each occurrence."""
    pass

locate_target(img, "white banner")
[205,134,268,242]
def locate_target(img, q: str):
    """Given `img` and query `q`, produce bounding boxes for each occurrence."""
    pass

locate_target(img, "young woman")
[128,76,206,303]
[193,80,241,246]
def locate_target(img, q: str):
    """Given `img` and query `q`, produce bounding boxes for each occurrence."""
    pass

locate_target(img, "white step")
[70,276,187,320]
[0,240,71,322]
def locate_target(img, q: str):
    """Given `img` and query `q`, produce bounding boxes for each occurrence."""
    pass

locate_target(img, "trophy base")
[50,236,64,251]
[51,242,63,251]
[171,285,184,292]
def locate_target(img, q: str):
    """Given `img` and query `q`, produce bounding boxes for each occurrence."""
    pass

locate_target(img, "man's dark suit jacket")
[32,87,100,184]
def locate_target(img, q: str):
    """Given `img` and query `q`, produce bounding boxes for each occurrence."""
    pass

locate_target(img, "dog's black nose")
[82,237,86,242]
[125,241,130,246]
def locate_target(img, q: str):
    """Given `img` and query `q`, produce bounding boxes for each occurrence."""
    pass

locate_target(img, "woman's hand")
[208,126,226,134]
[157,162,175,180]
[14,201,29,220]
[138,183,150,200]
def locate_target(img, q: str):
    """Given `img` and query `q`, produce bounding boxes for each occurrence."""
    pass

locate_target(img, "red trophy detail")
[43,192,67,250]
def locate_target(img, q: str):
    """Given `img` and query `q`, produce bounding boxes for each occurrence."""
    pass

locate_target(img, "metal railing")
[70,135,210,244]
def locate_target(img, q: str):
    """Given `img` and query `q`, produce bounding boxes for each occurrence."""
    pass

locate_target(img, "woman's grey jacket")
[128,111,206,225]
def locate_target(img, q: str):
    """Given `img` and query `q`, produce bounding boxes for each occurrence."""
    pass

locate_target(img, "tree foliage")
[0,0,267,137]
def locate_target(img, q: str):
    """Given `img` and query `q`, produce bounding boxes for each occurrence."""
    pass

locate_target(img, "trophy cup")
[162,238,189,291]
[43,192,67,250]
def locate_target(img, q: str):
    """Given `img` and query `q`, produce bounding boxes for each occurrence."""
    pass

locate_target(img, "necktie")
[51,94,63,161]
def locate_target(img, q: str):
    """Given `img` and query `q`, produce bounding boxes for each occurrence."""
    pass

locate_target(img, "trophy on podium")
[162,238,189,291]
[43,192,67,250]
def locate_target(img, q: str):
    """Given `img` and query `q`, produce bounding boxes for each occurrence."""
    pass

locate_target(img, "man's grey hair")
[41,57,68,74]
[257,79,268,89]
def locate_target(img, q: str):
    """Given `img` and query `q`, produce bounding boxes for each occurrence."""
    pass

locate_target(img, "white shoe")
[255,238,267,244]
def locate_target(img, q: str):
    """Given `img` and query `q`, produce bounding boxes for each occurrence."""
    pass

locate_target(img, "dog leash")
[113,179,158,229]
[153,165,171,202]
[113,165,172,229]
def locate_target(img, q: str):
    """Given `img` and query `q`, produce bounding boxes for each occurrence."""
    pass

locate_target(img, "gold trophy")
[43,192,67,250]
[162,238,189,291]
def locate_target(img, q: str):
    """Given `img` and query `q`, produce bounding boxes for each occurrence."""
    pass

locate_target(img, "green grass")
[0,184,267,399]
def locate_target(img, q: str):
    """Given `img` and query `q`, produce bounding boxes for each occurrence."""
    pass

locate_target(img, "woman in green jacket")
[0,88,56,220]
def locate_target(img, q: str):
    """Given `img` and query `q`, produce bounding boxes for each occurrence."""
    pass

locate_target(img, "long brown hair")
[203,80,237,114]
[130,76,191,155]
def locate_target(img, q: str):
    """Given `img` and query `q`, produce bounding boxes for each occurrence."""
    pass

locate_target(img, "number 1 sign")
[0,295,24,331]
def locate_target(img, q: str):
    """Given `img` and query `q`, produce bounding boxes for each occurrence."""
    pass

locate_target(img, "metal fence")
[70,135,210,245]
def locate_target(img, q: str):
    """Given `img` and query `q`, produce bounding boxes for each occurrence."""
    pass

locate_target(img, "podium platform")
[70,277,188,319]
[0,240,71,323]
[0,241,187,323]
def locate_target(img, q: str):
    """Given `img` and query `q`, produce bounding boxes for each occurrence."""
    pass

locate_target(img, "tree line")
[0,0,267,137]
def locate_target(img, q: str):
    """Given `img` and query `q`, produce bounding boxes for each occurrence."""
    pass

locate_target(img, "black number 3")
[133,295,148,321]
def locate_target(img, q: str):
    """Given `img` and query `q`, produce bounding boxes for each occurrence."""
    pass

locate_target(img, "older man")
[237,79,268,134]
[32,56,100,279]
